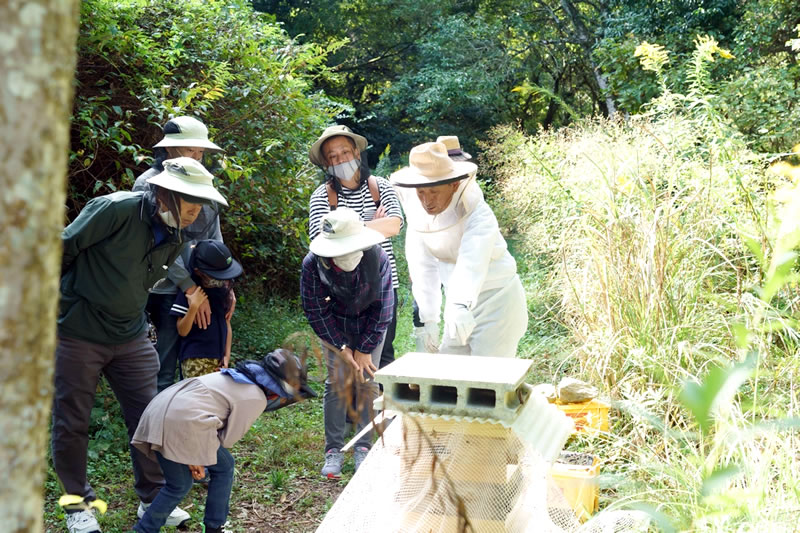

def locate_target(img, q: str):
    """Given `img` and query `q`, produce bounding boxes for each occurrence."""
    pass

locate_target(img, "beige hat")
[436,135,472,161]
[153,116,223,152]
[390,142,477,188]
[309,207,384,257]
[309,125,368,167]
[146,157,228,207]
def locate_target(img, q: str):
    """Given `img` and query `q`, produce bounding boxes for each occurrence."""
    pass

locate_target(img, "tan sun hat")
[309,207,384,258]
[153,116,223,152]
[390,142,477,188]
[146,157,228,206]
[436,135,472,161]
[309,125,368,167]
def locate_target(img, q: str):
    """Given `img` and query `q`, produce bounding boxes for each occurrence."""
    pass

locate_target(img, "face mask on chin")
[332,250,364,272]
[327,159,360,183]
[158,209,179,228]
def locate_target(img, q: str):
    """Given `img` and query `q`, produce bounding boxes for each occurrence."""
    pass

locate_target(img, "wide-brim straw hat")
[309,207,384,257]
[391,142,477,188]
[153,116,223,152]
[309,125,368,167]
[436,135,472,161]
[146,157,228,207]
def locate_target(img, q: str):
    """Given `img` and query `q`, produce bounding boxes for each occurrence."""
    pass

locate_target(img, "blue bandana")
[221,366,295,411]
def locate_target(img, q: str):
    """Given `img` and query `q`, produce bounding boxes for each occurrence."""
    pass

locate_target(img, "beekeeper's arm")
[406,227,441,352]
[443,203,497,345]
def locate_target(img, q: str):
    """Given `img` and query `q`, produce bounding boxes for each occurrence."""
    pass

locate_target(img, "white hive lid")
[375,352,533,390]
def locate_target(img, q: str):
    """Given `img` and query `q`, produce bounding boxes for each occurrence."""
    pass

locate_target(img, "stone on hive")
[557,377,598,403]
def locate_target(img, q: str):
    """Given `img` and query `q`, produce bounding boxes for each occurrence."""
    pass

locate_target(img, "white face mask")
[158,209,179,228]
[332,250,363,272]
[327,159,360,183]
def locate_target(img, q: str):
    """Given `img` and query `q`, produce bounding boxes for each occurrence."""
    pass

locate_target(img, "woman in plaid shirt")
[300,208,394,480]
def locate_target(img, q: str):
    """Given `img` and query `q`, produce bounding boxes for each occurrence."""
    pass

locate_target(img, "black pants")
[378,289,398,369]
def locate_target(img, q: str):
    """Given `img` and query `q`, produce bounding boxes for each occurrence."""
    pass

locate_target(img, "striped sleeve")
[169,292,190,317]
[375,177,404,230]
[308,184,330,241]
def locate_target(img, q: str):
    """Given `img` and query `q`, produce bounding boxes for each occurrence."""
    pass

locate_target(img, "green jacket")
[58,191,186,344]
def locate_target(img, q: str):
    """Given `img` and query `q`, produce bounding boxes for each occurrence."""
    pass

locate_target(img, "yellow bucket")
[550,453,599,522]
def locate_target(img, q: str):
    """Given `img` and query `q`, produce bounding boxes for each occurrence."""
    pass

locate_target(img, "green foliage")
[73,0,340,290]
[679,356,755,436]
[488,32,800,523]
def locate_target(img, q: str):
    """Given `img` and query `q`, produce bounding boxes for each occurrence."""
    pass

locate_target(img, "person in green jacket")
[53,157,227,533]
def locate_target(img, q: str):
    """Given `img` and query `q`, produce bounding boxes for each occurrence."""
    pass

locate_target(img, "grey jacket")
[132,372,267,465]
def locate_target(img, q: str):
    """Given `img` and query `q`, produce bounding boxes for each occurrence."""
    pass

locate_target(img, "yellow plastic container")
[555,398,610,434]
[550,454,599,523]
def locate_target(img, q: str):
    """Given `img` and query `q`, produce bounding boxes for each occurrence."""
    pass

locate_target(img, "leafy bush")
[72,0,343,291]
[486,38,800,528]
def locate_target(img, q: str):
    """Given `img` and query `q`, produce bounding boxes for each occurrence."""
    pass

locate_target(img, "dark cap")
[189,240,243,280]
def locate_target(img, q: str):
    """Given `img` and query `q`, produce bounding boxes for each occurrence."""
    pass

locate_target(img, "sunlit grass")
[488,103,800,528]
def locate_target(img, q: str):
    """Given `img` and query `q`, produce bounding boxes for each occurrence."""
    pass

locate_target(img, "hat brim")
[309,131,368,167]
[390,160,477,188]
[153,137,224,152]
[146,173,229,207]
[196,260,242,280]
[309,226,385,258]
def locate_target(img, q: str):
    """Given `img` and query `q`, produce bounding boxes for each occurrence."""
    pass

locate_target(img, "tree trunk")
[559,0,617,117]
[0,2,80,532]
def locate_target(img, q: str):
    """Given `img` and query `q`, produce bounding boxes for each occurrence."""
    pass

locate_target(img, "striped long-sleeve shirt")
[300,249,394,354]
[308,175,403,289]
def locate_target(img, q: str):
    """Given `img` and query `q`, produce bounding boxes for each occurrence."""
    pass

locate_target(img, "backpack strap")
[325,181,338,211]
[367,175,381,208]
[327,175,381,210]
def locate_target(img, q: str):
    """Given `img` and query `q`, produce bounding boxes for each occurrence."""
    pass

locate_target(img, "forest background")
[34,0,800,530]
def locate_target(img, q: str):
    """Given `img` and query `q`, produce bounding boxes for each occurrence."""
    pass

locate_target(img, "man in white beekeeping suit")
[390,140,527,357]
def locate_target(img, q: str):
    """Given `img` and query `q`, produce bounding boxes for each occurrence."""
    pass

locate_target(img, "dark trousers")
[146,292,181,392]
[134,448,234,532]
[51,334,164,503]
[378,289,398,369]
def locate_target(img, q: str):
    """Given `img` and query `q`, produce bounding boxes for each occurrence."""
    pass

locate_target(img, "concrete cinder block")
[375,353,534,424]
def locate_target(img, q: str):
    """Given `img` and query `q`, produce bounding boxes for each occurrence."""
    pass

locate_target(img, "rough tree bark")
[559,0,617,117]
[0,1,80,532]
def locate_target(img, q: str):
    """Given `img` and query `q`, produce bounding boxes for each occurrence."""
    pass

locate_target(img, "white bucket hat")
[436,135,472,161]
[153,116,223,152]
[309,125,368,167]
[309,207,384,257]
[146,157,228,207]
[391,142,477,188]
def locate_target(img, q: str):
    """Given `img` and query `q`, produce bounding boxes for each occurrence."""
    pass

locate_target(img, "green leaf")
[679,355,756,435]
[741,235,764,270]
[701,464,741,497]
[626,503,678,533]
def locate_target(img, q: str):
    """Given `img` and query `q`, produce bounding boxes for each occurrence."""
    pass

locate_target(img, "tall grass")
[485,45,800,527]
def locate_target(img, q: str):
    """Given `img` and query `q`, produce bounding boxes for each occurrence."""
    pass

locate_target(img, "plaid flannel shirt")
[300,249,394,354]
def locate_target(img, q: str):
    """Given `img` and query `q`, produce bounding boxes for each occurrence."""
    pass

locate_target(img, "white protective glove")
[444,303,476,346]
[414,322,440,353]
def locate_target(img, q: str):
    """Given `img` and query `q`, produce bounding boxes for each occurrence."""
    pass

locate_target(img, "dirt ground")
[231,476,345,533]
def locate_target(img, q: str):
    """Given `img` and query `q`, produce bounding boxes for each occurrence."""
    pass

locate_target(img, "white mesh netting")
[317,414,648,533]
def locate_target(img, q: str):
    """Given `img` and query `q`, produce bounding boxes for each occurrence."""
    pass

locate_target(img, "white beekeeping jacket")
[397,176,519,324]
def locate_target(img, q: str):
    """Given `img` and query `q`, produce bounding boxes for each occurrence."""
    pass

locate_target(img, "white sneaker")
[66,509,101,533]
[137,501,191,527]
